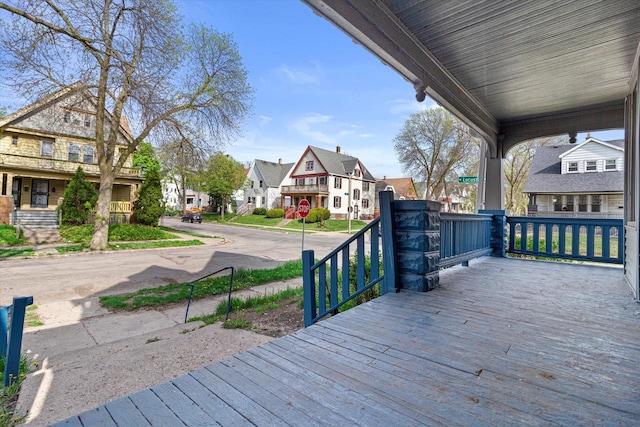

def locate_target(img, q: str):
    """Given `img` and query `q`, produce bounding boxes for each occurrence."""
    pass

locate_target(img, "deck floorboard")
[53,257,640,426]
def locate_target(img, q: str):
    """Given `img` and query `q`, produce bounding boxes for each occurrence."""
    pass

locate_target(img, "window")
[363,182,370,191]
[586,160,597,171]
[568,162,578,172]
[11,136,17,145]
[83,146,94,163]
[605,159,617,170]
[353,188,360,200]
[591,195,601,213]
[295,178,305,186]
[68,144,80,162]
[305,160,314,171]
[41,141,53,158]
[353,169,361,177]
[261,196,266,205]
[334,177,342,189]
[84,114,91,128]
[64,111,71,123]
[259,180,263,188]
[308,177,316,185]
[553,195,563,211]
[578,195,588,212]
[319,176,327,185]
[333,196,341,208]
[361,198,369,208]
[566,195,574,211]
[186,197,194,204]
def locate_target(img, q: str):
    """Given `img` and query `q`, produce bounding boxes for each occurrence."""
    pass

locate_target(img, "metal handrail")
[183,267,235,323]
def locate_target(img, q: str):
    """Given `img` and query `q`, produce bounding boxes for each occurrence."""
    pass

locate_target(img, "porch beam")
[499,101,624,156]
[302,0,499,154]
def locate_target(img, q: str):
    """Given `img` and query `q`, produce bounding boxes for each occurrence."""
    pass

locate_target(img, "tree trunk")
[90,175,114,250]
[220,195,226,220]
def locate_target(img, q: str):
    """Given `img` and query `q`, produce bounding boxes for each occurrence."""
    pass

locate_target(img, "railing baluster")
[342,245,350,301]
[357,235,365,292]
[318,263,327,314]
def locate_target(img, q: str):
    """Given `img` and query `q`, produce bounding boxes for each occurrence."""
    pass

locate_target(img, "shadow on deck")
[55,257,639,426]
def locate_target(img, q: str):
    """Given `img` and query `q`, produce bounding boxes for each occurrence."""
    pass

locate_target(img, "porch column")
[393,199,441,292]
[484,156,505,210]
[479,209,507,257]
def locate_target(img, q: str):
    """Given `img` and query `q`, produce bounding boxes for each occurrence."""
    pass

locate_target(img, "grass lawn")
[59,223,178,243]
[0,225,24,246]
[229,215,283,227]
[283,218,367,232]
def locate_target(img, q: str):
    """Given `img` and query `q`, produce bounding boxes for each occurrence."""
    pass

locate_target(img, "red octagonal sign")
[298,199,310,218]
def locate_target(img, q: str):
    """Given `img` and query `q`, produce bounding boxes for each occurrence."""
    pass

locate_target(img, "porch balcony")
[0,152,140,178]
[281,184,329,195]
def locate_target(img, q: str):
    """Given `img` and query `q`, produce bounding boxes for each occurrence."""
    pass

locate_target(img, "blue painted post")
[479,210,507,257]
[4,296,33,386]
[379,191,397,294]
[302,250,316,327]
[394,199,441,292]
[0,306,8,357]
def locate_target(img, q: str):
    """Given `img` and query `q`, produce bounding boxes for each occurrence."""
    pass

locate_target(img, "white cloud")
[258,115,273,126]
[360,133,375,138]
[274,63,321,85]
[387,97,438,115]
[289,113,355,145]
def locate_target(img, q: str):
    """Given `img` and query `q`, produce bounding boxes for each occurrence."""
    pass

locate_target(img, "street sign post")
[458,176,478,184]
[298,199,310,252]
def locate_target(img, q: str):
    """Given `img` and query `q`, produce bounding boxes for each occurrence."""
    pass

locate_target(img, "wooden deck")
[54,257,640,426]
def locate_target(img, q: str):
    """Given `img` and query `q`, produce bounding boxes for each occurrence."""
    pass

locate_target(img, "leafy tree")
[394,107,480,202]
[133,167,164,226]
[202,153,247,220]
[60,167,98,225]
[0,1,253,250]
[133,142,161,178]
[504,136,567,215]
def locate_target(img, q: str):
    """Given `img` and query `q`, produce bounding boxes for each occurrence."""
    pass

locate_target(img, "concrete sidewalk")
[16,278,303,426]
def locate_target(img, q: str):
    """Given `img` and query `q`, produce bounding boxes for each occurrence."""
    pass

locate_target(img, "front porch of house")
[55,256,638,426]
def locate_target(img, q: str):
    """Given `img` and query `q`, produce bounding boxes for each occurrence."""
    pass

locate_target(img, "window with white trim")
[64,111,71,124]
[305,160,314,171]
[591,194,601,212]
[41,140,53,158]
[605,159,617,170]
[353,188,360,200]
[353,169,361,177]
[334,177,342,189]
[333,196,341,208]
[361,198,369,208]
[11,136,18,145]
[319,176,327,185]
[578,195,588,212]
[84,114,91,128]
[68,144,80,162]
[585,160,597,171]
[295,178,305,186]
[83,146,94,163]
[567,162,578,172]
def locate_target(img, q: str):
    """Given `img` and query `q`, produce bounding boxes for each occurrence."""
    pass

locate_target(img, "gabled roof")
[524,142,623,194]
[296,145,376,182]
[375,177,417,199]
[254,159,294,187]
[558,137,624,158]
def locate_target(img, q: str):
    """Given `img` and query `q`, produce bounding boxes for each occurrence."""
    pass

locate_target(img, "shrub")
[253,207,267,215]
[301,208,330,224]
[132,167,164,226]
[266,208,284,218]
[59,166,98,225]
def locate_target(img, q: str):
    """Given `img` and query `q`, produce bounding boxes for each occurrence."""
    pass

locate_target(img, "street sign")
[298,199,310,218]
[458,176,478,183]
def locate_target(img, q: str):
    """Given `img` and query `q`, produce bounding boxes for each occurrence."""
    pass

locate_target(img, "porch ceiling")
[302,0,640,155]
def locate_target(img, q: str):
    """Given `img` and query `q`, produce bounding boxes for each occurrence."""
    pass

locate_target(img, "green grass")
[59,224,178,244]
[158,226,217,239]
[0,225,24,246]
[284,219,367,232]
[108,240,204,250]
[25,305,43,327]
[0,355,34,426]
[0,248,34,259]
[229,216,283,227]
[99,259,304,310]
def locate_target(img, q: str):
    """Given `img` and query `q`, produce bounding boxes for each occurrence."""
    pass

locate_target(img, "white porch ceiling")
[302,0,640,155]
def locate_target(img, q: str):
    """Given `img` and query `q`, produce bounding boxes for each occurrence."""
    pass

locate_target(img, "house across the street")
[524,136,624,218]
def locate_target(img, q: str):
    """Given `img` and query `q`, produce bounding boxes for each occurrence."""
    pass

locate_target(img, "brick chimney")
[278,158,282,165]
[336,146,341,153]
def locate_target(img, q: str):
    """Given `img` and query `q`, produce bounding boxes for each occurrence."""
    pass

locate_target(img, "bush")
[59,166,98,225]
[266,208,284,218]
[253,207,267,215]
[132,167,164,226]
[301,208,330,224]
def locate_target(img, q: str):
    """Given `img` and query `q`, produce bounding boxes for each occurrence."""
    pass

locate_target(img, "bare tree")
[394,107,480,201]
[0,0,253,249]
[504,136,568,215]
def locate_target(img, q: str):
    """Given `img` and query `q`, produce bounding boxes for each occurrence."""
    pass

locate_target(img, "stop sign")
[298,199,310,218]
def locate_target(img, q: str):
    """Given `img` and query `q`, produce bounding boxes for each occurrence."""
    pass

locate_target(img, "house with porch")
[281,145,376,219]
[244,158,295,212]
[0,84,142,226]
[525,137,624,218]
[35,2,640,425]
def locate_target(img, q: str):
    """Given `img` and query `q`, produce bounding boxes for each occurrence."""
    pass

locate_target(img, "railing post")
[394,199,441,292]
[3,296,34,386]
[379,191,397,294]
[479,209,507,257]
[302,250,316,327]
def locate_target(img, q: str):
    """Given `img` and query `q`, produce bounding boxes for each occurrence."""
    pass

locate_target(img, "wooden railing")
[507,216,623,264]
[110,201,132,212]
[281,184,329,194]
[302,217,384,327]
[440,212,493,268]
[0,153,140,177]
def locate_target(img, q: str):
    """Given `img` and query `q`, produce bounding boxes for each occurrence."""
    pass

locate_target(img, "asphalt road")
[0,217,350,306]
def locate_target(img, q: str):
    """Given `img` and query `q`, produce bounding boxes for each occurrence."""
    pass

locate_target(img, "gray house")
[524,137,624,218]
[244,159,295,211]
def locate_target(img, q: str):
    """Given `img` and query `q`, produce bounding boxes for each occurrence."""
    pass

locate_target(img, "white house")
[281,146,376,219]
[244,159,295,210]
[524,137,624,218]
[161,179,208,212]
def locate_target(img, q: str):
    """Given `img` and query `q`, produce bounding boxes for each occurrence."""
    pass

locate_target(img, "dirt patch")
[224,296,304,338]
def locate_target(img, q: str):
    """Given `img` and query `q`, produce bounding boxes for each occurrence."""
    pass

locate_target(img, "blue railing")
[440,212,493,268]
[507,216,623,264]
[1,296,34,386]
[302,218,384,327]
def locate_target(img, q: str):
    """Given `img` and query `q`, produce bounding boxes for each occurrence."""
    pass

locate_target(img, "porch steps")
[22,228,61,244]
[14,210,59,229]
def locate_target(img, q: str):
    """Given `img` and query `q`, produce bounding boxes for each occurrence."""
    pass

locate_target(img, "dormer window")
[567,162,578,172]
[305,160,314,171]
[585,160,597,172]
[64,111,71,123]
[11,136,17,145]
[605,159,617,170]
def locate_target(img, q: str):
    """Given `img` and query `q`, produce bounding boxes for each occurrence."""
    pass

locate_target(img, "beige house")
[0,85,142,225]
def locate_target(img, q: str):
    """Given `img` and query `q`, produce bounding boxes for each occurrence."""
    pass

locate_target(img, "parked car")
[181,213,202,223]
